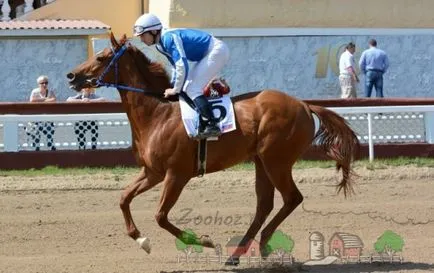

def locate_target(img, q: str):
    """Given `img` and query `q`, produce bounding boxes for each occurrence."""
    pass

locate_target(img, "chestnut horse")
[66,32,360,263]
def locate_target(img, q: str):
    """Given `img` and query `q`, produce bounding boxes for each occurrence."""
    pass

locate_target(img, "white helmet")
[133,13,163,36]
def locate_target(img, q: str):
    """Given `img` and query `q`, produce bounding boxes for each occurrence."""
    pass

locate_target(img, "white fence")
[175,253,403,265]
[176,253,294,265]
[1,105,434,160]
[0,113,131,152]
[341,254,404,264]
[0,0,55,21]
[329,105,434,161]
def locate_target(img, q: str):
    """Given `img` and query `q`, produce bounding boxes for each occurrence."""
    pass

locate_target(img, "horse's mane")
[123,41,171,89]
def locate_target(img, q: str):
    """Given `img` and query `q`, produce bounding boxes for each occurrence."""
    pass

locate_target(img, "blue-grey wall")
[219,34,434,99]
[55,34,434,101]
[0,37,88,102]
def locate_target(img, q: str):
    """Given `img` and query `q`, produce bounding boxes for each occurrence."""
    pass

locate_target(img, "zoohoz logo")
[174,208,254,226]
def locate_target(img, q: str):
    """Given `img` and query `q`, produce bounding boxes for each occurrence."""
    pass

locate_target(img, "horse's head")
[67,32,171,96]
[66,32,125,91]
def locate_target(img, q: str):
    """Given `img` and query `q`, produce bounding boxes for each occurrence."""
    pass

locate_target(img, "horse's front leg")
[154,171,215,248]
[119,167,162,253]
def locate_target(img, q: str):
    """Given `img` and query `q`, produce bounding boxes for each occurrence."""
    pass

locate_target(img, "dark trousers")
[74,120,99,150]
[364,70,384,97]
[25,122,56,151]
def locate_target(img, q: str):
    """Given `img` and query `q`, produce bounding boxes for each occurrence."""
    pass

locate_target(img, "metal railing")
[1,104,434,161]
[330,105,434,161]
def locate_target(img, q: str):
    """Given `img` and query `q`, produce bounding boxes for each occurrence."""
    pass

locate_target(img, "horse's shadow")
[160,261,434,273]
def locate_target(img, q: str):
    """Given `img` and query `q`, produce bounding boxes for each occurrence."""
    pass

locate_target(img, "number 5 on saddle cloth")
[179,79,237,140]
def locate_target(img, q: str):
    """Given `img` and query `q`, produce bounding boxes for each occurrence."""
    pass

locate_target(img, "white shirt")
[30,87,55,101]
[339,50,356,76]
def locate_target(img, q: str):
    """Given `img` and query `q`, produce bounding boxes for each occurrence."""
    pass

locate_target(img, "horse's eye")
[96,56,104,62]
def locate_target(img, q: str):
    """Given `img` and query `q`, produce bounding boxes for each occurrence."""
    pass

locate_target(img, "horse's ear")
[109,31,120,49]
[119,34,128,46]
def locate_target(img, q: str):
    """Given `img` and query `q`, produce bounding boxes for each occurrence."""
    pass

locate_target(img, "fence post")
[367,113,374,161]
[3,120,19,152]
[424,112,434,143]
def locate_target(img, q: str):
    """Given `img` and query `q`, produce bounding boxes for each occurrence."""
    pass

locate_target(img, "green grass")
[0,165,139,177]
[228,157,434,171]
[1,157,434,177]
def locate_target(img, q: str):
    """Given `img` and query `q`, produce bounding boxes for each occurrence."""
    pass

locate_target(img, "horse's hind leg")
[119,167,162,253]
[225,156,275,265]
[259,162,303,257]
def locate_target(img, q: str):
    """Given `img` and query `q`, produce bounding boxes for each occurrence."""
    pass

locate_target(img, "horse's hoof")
[136,237,151,254]
[200,235,215,248]
[224,256,240,266]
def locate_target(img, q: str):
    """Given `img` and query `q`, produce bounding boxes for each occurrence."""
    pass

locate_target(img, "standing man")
[339,42,359,98]
[359,39,389,97]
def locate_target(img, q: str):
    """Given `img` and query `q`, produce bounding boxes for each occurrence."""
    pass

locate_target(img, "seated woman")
[26,75,57,151]
[66,87,106,150]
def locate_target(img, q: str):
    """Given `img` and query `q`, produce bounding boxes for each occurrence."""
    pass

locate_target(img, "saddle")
[168,77,231,104]
[203,77,230,98]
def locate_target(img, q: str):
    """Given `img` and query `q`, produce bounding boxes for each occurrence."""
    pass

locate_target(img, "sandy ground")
[1,166,434,273]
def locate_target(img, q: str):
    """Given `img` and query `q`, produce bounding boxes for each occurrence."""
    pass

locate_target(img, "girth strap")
[197,139,207,177]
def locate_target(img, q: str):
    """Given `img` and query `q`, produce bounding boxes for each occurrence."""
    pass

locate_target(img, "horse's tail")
[307,104,360,197]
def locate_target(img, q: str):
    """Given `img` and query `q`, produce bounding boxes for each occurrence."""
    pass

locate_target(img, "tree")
[374,230,404,257]
[175,229,203,261]
[263,230,294,258]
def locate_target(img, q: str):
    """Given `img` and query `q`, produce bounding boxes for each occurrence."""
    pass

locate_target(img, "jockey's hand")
[164,88,178,98]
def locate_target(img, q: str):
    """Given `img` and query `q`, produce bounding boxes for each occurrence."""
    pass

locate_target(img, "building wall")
[150,0,434,28]
[93,30,434,100]
[16,1,434,100]
[0,37,88,102]
[20,1,434,36]
[330,237,344,256]
[20,0,148,38]
[345,248,362,256]
[217,32,434,99]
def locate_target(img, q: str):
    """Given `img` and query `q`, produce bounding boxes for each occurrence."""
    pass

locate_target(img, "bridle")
[91,44,149,93]
[91,42,193,107]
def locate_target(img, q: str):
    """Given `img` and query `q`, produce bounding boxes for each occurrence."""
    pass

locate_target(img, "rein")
[93,43,196,109]
[94,44,152,94]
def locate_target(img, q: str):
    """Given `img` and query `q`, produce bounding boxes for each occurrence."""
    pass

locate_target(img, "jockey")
[133,13,230,139]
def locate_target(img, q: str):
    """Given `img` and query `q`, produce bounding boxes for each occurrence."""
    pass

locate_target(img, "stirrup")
[197,124,221,139]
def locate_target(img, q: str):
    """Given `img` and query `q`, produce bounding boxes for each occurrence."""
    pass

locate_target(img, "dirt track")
[1,166,434,273]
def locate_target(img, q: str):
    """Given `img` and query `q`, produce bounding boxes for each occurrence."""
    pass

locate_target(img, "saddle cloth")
[179,95,237,138]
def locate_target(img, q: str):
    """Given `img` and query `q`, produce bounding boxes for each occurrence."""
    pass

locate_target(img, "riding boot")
[193,95,221,138]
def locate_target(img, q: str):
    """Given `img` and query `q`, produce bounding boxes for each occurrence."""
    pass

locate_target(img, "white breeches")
[183,37,230,100]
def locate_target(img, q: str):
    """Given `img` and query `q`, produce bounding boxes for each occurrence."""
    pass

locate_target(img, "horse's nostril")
[66,73,75,81]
